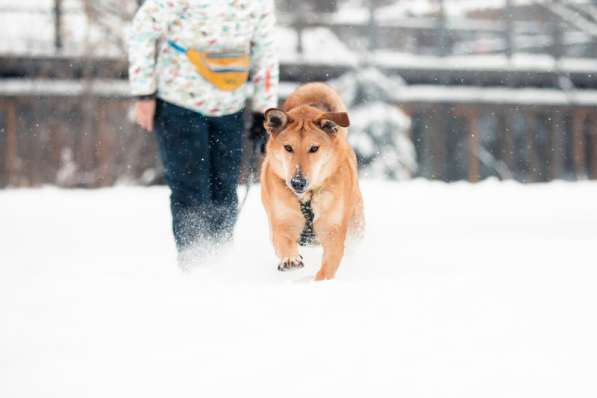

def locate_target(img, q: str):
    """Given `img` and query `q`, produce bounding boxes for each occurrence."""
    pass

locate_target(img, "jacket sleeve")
[250,0,279,113]
[127,0,180,96]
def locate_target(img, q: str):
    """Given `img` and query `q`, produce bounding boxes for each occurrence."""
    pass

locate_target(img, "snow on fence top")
[394,85,597,106]
[372,52,597,74]
[6,78,592,108]
[0,79,129,97]
[283,82,597,107]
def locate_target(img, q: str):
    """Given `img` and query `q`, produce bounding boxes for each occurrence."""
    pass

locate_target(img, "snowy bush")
[330,68,416,180]
[275,26,358,65]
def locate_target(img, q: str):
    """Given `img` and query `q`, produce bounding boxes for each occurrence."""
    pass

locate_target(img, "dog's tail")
[282,82,347,113]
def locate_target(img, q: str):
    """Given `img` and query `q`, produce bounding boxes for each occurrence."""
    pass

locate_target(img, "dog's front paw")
[277,255,304,272]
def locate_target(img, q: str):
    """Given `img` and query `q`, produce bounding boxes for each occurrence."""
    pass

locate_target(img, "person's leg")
[154,99,212,253]
[207,110,244,243]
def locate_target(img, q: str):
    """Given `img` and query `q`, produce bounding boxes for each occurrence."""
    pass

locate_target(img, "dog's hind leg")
[314,224,348,281]
[349,193,365,241]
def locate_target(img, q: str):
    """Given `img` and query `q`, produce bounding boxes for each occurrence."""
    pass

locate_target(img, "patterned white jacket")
[128,0,279,116]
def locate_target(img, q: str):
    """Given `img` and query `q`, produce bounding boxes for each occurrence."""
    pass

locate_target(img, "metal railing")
[283,0,597,59]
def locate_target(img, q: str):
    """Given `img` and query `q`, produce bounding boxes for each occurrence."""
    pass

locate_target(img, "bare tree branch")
[542,1,597,38]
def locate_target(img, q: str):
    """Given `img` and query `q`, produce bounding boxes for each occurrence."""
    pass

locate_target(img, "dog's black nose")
[290,174,307,193]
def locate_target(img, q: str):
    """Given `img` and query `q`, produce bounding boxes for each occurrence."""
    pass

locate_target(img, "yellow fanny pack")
[168,40,250,92]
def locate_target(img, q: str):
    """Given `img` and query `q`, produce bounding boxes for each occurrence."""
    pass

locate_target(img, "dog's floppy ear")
[317,112,350,135]
[264,108,290,135]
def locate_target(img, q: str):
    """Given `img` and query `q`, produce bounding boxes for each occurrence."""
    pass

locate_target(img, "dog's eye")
[284,145,294,153]
[308,146,320,153]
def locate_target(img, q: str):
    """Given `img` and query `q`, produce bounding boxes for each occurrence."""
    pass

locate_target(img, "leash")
[237,133,262,213]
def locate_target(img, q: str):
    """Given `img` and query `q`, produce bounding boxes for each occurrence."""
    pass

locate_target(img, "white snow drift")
[1,180,596,398]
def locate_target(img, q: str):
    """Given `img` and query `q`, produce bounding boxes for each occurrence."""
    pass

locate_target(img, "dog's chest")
[297,190,344,246]
[311,190,344,225]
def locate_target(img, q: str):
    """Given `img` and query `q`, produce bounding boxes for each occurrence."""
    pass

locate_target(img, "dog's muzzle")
[290,174,307,194]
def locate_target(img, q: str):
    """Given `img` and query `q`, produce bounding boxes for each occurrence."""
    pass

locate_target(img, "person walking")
[128,0,278,266]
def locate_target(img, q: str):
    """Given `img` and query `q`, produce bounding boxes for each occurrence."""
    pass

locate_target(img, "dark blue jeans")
[154,99,244,251]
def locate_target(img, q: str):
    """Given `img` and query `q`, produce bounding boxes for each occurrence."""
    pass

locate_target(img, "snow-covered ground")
[1,180,596,397]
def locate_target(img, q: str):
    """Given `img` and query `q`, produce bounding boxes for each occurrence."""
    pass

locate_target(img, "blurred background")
[1,0,596,188]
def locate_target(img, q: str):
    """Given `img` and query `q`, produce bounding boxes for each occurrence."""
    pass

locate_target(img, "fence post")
[421,105,438,179]
[368,0,378,51]
[504,0,514,60]
[550,14,564,61]
[572,110,587,179]
[526,113,539,183]
[96,102,114,187]
[431,106,446,180]
[502,1,515,175]
[54,0,63,52]
[5,102,17,186]
[592,115,597,179]
[467,110,481,182]
[436,0,450,57]
[501,110,515,176]
[295,3,306,55]
[551,110,565,180]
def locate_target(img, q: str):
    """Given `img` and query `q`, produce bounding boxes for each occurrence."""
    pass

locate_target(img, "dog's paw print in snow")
[277,255,304,272]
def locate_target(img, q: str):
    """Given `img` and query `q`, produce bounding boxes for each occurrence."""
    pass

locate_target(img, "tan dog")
[260,83,364,281]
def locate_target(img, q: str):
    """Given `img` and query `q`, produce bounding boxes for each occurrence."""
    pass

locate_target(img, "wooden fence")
[0,96,158,187]
[406,104,597,182]
[0,88,262,188]
[1,83,597,187]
